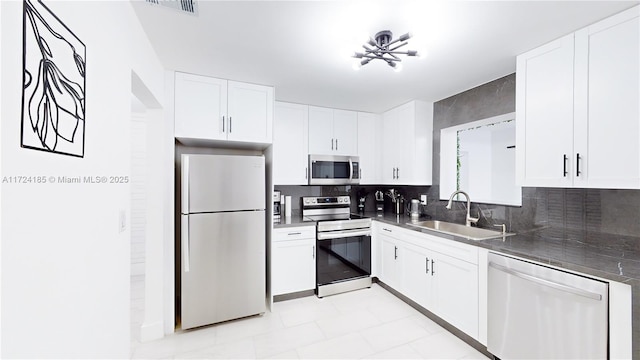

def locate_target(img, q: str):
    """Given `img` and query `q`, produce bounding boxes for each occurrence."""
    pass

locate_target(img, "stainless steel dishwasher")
[487,252,608,359]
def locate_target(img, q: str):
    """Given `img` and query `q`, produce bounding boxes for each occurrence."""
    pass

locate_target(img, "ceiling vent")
[145,0,198,16]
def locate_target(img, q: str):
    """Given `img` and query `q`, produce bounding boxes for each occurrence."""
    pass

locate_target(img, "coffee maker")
[375,191,384,213]
[357,189,367,214]
[273,190,281,219]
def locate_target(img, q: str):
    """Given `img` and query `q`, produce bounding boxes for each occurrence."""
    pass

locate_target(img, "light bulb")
[393,62,403,72]
[352,61,362,71]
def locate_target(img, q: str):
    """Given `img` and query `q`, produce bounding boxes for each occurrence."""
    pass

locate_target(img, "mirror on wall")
[440,112,521,206]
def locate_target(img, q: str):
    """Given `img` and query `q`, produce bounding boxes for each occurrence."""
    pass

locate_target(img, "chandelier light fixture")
[353,30,420,72]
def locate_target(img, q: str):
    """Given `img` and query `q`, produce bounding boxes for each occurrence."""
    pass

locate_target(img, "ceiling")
[132,0,638,113]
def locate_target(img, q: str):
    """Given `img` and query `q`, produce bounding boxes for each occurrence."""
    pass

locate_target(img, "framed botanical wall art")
[22,0,86,157]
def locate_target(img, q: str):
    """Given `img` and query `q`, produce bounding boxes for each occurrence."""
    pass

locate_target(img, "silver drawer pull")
[287,232,302,236]
[489,262,602,301]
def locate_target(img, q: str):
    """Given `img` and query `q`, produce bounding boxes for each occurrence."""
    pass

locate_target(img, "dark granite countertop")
[369,212,640,285]
[273,215,313,229]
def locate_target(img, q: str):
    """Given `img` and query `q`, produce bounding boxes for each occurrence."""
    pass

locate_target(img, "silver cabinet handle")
[229,116,232,133]
[305,167,308,179]
[312,245,315,259]
[336,139,338,151]
[222,116,225,133]
[382,228,392,232]
[394,246,398,259]
[489,262,602,301]
[431,259,435,275]
[181,215,190,272]
[397,168,400,179]
[331,138,334,150]
[425,257,429,274]
[287,232,302,236]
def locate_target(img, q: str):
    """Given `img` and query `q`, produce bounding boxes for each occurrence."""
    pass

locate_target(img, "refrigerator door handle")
[182,155,190,213]
[182,215,190,272]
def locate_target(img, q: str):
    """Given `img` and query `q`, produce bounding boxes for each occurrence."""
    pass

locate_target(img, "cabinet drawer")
[374,222,478,265]
[273,226,315,241]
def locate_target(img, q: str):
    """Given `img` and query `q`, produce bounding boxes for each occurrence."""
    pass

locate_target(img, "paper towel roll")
[285,196,292,217]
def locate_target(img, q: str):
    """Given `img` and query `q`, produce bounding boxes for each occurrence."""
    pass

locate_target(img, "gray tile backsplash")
[278,72,640,237]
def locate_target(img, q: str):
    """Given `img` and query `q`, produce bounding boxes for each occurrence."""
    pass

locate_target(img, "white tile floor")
[130,284,489,359]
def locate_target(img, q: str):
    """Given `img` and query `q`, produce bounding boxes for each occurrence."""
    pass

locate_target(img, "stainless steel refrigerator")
[180,154,266,330]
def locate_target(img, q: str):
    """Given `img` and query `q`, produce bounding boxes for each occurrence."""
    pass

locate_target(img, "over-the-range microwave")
[308,154,360,185]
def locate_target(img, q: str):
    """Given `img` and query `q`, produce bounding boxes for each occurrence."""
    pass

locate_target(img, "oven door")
[308,154,360,185]
[316,229,371,291]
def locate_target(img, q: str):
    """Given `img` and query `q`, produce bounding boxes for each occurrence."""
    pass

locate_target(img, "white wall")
[1,1,165,358]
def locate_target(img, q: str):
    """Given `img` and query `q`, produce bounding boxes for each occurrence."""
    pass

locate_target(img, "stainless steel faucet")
[446,190,479,227]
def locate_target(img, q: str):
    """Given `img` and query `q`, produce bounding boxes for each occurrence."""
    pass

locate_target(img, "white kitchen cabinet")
[308,106,358,156]
[378,227,403,290]
[272,226,316,296]
[573,7,639,188]
[428,247,478,338]
[516,6,640,189]
[226,81,274,143]
[174,72,274,145]
[373,222,479,340]
[175,72,227,141]
[401,242,432,308]
[273,102,309,185]
[381,100,433,185]
[357,112,380,184]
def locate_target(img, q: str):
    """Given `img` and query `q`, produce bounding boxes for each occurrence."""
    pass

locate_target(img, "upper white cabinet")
[573,7,639,188]
[273,102,309,185]
[174,72,274,145]
[175,73,227,141]
[516,6,639,189]
[357,112,381,184]
[381,100,433,185]
[308,106,358,156]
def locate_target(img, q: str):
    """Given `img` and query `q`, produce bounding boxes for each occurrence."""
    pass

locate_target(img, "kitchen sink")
[406,220,514,240]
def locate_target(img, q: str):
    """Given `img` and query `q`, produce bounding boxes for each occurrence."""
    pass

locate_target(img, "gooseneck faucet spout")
[446,190,479,227]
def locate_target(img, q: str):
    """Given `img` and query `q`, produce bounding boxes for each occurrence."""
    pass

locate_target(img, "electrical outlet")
[420,194,427,205]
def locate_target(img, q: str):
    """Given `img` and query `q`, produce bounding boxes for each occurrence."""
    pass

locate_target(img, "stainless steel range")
[302,196,372,297]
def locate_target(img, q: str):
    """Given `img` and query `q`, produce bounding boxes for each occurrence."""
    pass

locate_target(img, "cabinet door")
[431,251,479,339]
[381,108,399,183]
[402,243,432,309]
[308,106,334,154]
[227,81,273,143]
[394,102,415,183]
[380,233,402,290]
[574,8,640,189]
[174,73,227,140]
[274,102,309,185]
[357,112,380,184]
[272,238,316,296]
[515,34,575,187]
[333,109,358,155]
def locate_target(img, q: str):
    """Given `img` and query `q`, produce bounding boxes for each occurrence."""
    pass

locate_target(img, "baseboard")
[376,280,494,359]
[140,320,164,342]
[273,289,315,302]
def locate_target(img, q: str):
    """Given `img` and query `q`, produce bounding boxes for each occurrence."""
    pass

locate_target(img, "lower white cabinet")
[373,222,479,339]
[379,229,403,290]
[272,226,316,296]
